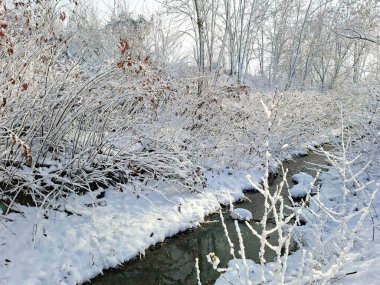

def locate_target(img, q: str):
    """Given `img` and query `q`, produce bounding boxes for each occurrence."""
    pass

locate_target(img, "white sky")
[93,0,161,18]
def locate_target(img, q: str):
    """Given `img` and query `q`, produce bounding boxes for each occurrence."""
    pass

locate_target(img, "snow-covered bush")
[163,77,362,171]
[0,1,203,212]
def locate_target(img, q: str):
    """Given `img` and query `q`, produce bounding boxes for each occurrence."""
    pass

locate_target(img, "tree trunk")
[194,0,205,94]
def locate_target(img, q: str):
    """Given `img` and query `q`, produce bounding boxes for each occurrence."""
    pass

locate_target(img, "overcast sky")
[94,0,161,18]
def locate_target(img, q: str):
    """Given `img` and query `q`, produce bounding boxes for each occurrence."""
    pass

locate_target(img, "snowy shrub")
[0,1,203,212]
[166,78,362,171]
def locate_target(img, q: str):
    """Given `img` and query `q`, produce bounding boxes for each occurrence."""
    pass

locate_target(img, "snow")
[291,172,313,185]
[215,159,380,285]
[207,252,221,270]
[289,172,314,198]
[214,251,310,285]
[331,240,380,285]
[230,208,253,221]
[260,99,271,120]
[0,168,264,285]
[317,171,380,285]
[289,184,309,199]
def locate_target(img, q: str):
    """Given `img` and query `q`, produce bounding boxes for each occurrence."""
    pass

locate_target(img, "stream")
[86,150,330,285]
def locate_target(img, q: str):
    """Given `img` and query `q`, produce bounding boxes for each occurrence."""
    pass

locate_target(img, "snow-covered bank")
[319,168,380,285]
[214,155,380,285]
[0,168,264,285]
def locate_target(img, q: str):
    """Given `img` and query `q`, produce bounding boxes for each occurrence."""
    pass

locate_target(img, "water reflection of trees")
[92,215,280,285]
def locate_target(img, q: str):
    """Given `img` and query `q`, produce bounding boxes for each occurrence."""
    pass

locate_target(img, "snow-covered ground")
[323,172,380,285]
[0,168,264,285]
[214,160,380,285]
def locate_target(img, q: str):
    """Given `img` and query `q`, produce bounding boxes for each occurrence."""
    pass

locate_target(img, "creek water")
[87,150,330,285]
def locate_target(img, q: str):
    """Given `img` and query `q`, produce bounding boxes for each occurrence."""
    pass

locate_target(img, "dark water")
[86,150,329,285]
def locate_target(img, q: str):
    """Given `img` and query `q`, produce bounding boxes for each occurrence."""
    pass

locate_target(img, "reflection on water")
[87,150,329,285]
[88,216,280,285]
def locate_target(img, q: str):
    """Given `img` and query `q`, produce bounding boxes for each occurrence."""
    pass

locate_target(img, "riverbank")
[214,149,380,284]
[0,166,265,285]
